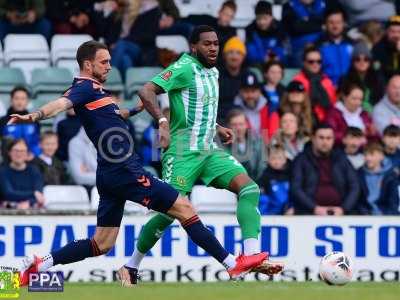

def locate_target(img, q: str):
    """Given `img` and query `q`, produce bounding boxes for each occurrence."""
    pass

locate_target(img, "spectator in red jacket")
[233,71,279,143]
[326,81,378,145]
[293,45,337,122]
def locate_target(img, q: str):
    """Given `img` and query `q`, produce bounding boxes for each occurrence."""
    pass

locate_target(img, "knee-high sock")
[237,182,261,254]
[182,215,234,268]
[137,213,174,253]
[49,238,101,267]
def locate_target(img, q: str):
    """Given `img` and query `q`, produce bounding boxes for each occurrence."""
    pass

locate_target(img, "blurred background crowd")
[1,0,400,216]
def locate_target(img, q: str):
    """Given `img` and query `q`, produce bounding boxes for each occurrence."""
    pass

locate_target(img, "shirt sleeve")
[63,81,96,107]
[151,61,192,92]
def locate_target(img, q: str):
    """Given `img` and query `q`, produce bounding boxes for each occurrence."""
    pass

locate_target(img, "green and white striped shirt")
[152,53,219,151]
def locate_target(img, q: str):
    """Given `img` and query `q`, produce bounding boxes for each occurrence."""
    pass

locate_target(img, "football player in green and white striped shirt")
[117,25,283,285]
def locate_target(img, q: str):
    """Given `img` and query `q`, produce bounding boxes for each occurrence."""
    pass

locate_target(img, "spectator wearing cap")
[233,71,279,142]
[373,74,400,134]
[282,0,327,67]
[280,80,314,136]
[291,123,360,215]
[245,1,286,66]
[293,46,337,123]
[261,60,285,113]
[326,81,377,145]
[218,36,248,117]
[341,42,385,113]
[317,7,354,86]
[372,15,400,81]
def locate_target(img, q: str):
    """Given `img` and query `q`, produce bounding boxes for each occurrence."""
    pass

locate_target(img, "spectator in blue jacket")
[258,144,293,215]
[245,1,286,66]
[317,7,354,86]
[282,0,327,67]
[358,141,400,215]
[0,139,44,209]
[382,125,400,168]
[0,86,40,159]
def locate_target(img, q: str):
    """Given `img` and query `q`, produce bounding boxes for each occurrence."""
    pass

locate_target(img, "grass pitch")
[18,281,399,300]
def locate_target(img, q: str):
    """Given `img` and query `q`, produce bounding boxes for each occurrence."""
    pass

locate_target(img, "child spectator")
[280,81,313,136]
[0,139,44,209]
[342,127,366,170]
[262,60,285,113]
[258,144,292,215]
[271,112,309,160]
[32,131,68,185]
[358,142,400,215]
[326,81,377,145]
[55,108,81,162]
[382,125,400,168]
[245,1,286,66]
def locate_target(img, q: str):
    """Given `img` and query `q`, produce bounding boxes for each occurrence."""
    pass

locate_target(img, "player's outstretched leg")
[19,227,120,286]
[229,174,284,275]
[119,195,268,286]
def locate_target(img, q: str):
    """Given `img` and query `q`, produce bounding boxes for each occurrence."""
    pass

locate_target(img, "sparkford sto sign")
[0,216,399,282]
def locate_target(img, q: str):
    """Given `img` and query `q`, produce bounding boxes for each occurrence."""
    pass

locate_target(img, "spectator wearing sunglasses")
[293,45,337,123]
[341,42,385,113]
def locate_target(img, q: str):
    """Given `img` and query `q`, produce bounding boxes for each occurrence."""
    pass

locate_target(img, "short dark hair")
[339,80,363,97]
[302,45,320,61]
[255,1,272,16]
[324,7,346,22]
[189,25,217,44]
[7,138,27,153]
[221,0,237,12]
[76,40,108,69]
[268,143,286,156]
[10,85,29,99]
[344,126,364,138]
[383,124,400,137]
[364,141,384,154]
[40,130,58,142]
[226,108,246,124]
[262,60,284,74]
[312,123,333,135]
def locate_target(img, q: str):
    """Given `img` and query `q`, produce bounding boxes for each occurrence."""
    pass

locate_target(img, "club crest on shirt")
[161,71,172,81]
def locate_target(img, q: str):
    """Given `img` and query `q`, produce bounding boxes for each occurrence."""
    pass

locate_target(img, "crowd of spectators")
[1,0,400,216]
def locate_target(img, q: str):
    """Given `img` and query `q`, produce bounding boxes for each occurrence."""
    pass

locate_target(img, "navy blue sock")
[51,238,101,265]
[182,215,229,263]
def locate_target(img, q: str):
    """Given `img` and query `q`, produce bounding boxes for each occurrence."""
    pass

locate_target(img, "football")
[319,251,353,285]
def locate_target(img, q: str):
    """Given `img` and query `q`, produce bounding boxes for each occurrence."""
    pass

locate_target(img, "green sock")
[136,213,175,253]
[236,181,261,239]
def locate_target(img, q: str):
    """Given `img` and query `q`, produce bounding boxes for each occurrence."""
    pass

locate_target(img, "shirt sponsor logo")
[161,71,173,81]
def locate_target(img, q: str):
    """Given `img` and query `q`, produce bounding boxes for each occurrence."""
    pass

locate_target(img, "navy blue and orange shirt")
[63,77,139,170]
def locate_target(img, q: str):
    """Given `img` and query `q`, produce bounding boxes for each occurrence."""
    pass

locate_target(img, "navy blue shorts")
[96,166,178,227]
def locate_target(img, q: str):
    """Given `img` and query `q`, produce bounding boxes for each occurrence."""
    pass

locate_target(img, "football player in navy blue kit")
[10,41,268,286]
